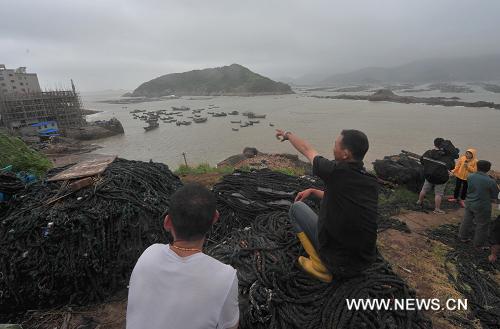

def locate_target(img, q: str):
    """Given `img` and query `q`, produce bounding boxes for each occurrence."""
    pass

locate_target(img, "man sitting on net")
[126,183,239,329]
[275,129,379,282]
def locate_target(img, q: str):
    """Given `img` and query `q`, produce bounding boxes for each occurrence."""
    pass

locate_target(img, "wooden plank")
[47,155,116,181]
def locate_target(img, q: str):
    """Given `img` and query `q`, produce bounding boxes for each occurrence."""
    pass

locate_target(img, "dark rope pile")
[210,170,411,246]
[208,170,430,328]
[208,211,431,329]
[427,224,500,328]
[209,170,324,245]
[373,154,424,192]
[0,158,182,316]
[0,172,25,195]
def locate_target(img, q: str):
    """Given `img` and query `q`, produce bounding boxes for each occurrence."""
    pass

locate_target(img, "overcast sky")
[2,0,500,91]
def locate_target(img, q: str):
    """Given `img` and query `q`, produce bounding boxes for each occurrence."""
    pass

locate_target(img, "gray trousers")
[458,206,491,247]
[288,201,320,251]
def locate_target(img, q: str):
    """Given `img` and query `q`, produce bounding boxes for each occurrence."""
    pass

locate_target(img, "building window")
[1,83,5,86]
[10,80,14,83]
[9,73,13,77]
[21,88,26,92]
[44,125,47,129]
[12,86,16,89]
[51,123,55,127]
[20,82,24,86]
[0,77,3,80]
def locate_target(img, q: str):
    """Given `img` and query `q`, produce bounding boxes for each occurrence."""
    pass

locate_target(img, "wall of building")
[0,65,42,96]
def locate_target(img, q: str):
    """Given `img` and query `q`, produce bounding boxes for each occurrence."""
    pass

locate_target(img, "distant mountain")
[129,64,294,97]
[320,54,500,85]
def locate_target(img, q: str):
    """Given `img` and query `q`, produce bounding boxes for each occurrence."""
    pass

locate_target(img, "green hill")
[129,64,294,97]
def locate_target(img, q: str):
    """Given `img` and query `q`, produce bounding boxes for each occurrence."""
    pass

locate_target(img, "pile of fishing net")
[208,170,430,328]
[427,224,500,328]
[373,153,424,192]
[0,172,25,195]
[0,158,182,315]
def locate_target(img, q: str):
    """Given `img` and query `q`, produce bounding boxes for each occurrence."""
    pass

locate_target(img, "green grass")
[174,163,304,177]
[379,187,419,206]
[0,133,52,176]
[174,163,235,175]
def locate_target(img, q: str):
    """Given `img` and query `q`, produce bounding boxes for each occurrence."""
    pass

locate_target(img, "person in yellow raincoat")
[449,148,477,207]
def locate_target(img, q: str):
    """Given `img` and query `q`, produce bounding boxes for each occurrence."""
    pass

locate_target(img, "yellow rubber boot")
[296,232,333,283]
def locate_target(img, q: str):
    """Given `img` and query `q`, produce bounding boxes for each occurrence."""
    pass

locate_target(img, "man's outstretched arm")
[276,129,318,163]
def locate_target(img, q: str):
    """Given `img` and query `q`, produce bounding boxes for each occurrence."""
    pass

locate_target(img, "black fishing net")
[208,211,430,329]
[2,167,428,327]
[208,170,430,328]
[211,170,410,243]
[0,172,25,195]
[427,224,500,329]
[0,158,182,316]
[373,154,424,192]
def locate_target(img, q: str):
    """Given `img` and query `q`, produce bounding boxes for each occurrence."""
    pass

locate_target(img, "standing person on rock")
[449,148,478,207]
[416,138,456,214]
[458,160,499,248]
[126,183,239,329]
[275,129,379,282]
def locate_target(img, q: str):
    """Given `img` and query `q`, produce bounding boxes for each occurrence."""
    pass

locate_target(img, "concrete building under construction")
[0,65,85,134]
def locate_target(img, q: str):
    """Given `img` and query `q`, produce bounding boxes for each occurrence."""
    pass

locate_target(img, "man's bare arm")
[276,130,318,163]
[310,189,324,199]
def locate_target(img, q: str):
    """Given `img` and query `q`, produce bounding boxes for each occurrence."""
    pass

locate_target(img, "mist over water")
[82,89,500,170]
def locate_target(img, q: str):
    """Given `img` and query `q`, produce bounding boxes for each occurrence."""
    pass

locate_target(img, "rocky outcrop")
[313,89,500,110]
[218,147,312,174]
[66,118,124,141]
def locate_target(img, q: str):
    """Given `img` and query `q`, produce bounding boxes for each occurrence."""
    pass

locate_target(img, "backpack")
[421,149,450,184]
[440,140,459,159]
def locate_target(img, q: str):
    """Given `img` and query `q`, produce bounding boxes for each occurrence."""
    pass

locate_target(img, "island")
[313,89,500,110]
[127,64,294,97]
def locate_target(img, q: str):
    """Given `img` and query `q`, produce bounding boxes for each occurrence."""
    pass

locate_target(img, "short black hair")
[434,138,444,148]
[168,183,216,241]
[477,160,491,173]
[340,129,369,161]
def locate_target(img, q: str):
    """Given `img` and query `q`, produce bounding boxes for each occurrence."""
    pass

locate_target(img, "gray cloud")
[2,0,499,90]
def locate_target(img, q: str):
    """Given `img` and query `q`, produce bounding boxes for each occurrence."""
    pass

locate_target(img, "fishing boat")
[230,120,241,123]
[232,128,239,131]
[172,106,190,111]
[249,120,260,124]
[144,121,159,131]
[213,112,227,117]
[193,117,207,123]
[248,113,266,119]
[228,111,239,115]
[269,123,275,127]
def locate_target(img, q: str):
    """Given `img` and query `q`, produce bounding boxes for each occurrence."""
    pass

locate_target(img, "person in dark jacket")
[275,129,379,282]
[416,138,455,214]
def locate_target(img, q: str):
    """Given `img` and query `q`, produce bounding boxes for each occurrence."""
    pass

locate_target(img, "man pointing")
[276,129,379,282]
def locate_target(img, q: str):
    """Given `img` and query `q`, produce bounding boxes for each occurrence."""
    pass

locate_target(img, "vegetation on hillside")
[0,133,52,176]
[131,64,293,97]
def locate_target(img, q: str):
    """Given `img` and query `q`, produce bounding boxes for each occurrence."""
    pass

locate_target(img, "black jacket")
[421,149,455,184]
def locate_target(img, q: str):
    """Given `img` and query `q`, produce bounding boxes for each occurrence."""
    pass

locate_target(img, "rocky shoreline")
[313,89,500,110]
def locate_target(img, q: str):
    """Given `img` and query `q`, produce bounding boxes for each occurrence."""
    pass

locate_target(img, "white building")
[0,64,41,96]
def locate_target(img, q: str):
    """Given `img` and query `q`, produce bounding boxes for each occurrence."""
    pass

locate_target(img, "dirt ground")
[10,173,499,329]
[378,209,473,329]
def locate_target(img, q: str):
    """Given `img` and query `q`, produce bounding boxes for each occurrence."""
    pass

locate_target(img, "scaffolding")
[0,90,85,134]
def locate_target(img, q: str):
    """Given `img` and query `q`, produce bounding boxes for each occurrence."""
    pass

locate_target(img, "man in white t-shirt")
[126,183,239,329]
